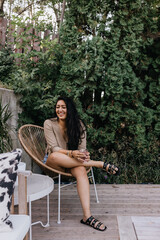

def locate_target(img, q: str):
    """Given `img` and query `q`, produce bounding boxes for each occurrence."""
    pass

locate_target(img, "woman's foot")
[80,216,107,231]
[103,161,120,175]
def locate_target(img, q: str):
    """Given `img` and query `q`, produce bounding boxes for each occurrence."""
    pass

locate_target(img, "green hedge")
[1,0,160,183]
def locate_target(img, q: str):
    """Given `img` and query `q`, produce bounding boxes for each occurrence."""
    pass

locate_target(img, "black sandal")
[103,161,120,176]
[80,216,107,231]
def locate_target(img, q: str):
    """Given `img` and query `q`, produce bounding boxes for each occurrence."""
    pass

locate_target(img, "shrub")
[0,100,13,152]
[0,49,14,87]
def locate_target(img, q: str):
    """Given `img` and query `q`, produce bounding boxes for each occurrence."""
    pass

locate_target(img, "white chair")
[0,173,30,240]
[14,173,54,240]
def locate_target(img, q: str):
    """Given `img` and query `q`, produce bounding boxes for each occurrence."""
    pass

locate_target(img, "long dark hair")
[54,96,86,150]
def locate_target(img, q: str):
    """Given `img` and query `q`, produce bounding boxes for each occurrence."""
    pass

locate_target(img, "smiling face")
[56,100,67,120]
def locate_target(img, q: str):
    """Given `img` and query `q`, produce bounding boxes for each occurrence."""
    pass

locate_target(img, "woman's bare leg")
[71,166,106,230]
[47,153,107,230]
[46,152,103,169]
[71,166,91,219]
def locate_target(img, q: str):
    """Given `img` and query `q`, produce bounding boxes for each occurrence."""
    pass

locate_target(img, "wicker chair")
[18,124,99,224]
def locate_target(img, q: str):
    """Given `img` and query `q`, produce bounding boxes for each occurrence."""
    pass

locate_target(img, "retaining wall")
[0,87,42,173]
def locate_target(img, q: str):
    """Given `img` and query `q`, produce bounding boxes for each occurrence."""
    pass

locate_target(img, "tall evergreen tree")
[55,0,160,183]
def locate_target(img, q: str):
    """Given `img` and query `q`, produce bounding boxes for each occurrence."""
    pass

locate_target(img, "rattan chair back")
[18,124,73,176]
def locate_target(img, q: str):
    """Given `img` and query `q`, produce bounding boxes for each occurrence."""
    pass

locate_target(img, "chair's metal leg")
[29,199,32,240]
[47,194,50,225]
[30,194,50,228]
[56,169,98,225]
[57,174,61,224]
[91,167,99,203]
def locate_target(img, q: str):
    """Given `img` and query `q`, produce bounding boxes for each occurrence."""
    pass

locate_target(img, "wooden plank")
[18,173,27,214]
[117,216,137,240]
[11,193,15,214]
[132,216,160,223]
[0,18,7,49]
[137,237,160,240]
[7,21,15,51]
[132,216,160,240]
[29,184,160,240]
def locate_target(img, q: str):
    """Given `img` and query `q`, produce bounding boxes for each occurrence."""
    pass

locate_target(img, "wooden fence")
[0,17,57,62]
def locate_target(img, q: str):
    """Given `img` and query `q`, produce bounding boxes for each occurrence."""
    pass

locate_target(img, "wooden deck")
[31,183,160,240]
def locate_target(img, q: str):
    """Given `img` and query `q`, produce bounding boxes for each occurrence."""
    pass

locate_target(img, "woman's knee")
[46,152,58,165]
[71,166,87,178]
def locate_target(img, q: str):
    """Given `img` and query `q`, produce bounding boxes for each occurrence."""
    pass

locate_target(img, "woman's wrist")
[67,150,73,158]
[70,150,72,158]
[71,150,74,158]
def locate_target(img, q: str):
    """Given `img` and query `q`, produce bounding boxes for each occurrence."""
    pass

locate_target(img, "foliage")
[1,0,160,183]
[0,99,13,152]
[54,0,160,183]
[1,12,61,125]
[0,49,14,86]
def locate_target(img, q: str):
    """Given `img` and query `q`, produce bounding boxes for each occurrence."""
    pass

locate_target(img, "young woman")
[44,96,119,231]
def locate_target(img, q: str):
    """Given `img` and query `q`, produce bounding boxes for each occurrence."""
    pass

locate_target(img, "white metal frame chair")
[14,172,54,240]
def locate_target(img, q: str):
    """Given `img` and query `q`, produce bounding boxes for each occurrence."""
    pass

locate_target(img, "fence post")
[52,26,58,40]
[15,27,24,64]
[7,20,15,51]
[0,17,7,49]
[43,29,50,52]
[26,23,33,53]
[33,28,41,62]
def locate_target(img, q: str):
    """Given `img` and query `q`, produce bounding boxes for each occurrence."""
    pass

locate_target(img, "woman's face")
[56,100,67,120]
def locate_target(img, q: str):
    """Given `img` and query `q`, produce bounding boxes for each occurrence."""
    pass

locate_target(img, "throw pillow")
[0,149,22,232]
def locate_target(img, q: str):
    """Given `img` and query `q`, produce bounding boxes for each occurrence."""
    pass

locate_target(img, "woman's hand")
[84,151,90,162]
[72,150,90,162]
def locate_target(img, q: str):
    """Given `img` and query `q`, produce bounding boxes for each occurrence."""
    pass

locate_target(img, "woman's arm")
[44,119,62,153]
[58,149,88,162]
[44,119,88,161]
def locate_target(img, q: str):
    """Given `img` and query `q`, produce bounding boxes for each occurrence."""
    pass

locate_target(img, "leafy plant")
[53,0,160,184]
[0,49,14,86]
[0,100,13,152]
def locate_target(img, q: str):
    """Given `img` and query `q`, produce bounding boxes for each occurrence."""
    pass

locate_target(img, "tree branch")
[0,0,5,15]
[59,0,66,29]
[17,0,46,16]
[18,3,33,16]
[58,0,66,42]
